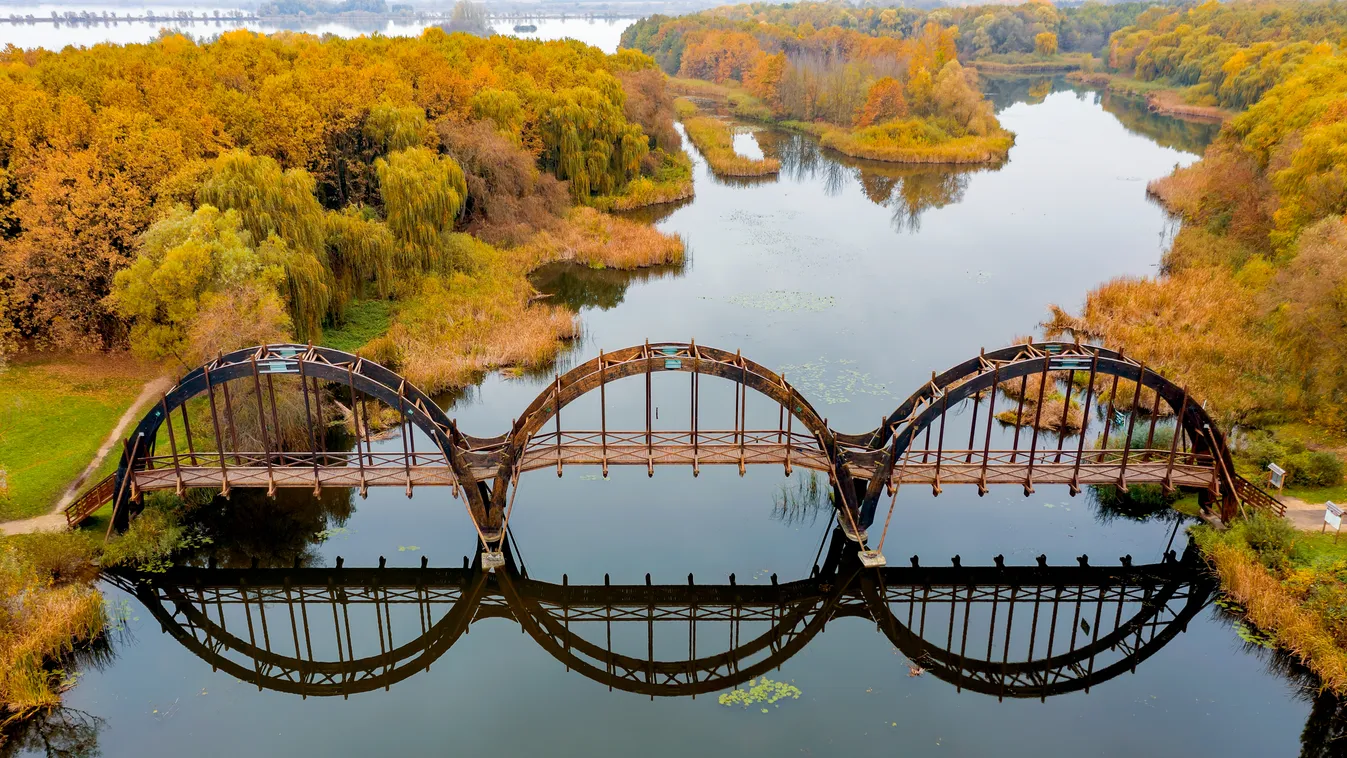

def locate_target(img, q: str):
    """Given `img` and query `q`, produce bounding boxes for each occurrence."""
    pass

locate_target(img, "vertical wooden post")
[599,350,608,478]
[691,343,700,476]
[1054,369,1075,463]
[1009,373,1028,463]
[299,360,320,496]
[1143,378,1163,462]
[204,364,231,498]
[344,363,366,495]
[738,351,746,476]
[554,374,563,477]
[979,363,999,495]
[398,383,413,496]
[1118,365,1144,490]
[1098,372,1121,463]
[163,395,184,496]
[1024,357,1050,495]
[357,376,374,469]
[250,356,276,495]
[966,390,981,464]
[783,384,792,477]
[179,395,198,466]
[312,374,327,458]
[932,391,949,496]
[1070,350,1099,495]
[645,344,653,477]
[265,373,283,462]
[221,373,242,466]
[1163,388,1189,493]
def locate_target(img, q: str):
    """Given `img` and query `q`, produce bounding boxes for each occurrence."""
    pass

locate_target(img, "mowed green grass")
[321,299,392,353]
[0,355,149,521]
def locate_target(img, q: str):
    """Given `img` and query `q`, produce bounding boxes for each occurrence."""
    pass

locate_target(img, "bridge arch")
[109,344,487,531]
[482,342,851,514]
[856,562,1214,699]
[853,342,1240,527]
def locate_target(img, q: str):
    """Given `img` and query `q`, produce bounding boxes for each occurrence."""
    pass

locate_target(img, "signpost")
[1267,462,1286,493]
[1324,501,1343,541]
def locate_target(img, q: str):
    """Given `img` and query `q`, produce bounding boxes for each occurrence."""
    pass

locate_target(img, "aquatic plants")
[717,677,802,710]
[682,114,780,177]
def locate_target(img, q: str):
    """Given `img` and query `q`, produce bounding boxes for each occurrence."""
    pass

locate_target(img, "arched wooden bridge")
[107,535,1213,700]
[77,341,1279,562]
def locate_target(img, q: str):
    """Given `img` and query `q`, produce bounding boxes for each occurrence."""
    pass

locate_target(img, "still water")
[5,19,1336,758]
[0,5,635,51]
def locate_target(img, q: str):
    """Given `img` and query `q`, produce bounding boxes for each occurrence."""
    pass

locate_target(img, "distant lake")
[0,5,635,51]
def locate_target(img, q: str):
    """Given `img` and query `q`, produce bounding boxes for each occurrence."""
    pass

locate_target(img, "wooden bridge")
[107,533,1213,701]
[76,340,1279,563]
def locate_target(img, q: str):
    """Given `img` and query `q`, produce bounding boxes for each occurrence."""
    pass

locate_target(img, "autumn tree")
[1034,31,1058,56]
[855,77,909,128]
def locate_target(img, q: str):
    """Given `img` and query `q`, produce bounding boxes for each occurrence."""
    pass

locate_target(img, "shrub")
[1242,511,1298,570]
[1286,450,1345,488]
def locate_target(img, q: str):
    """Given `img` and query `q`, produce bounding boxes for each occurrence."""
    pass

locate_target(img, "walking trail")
[1,376,172,536]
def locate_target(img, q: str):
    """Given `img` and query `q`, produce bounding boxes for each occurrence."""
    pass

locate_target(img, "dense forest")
[0,28,690,390]
[623,10,1014,163]
[1047,2,1347,454]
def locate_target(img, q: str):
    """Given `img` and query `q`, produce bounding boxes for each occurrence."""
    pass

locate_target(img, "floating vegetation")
[397,545,420,552]
[772,472,830,526]
[777,358,891,405]
[725,291,836,313]
[314,527,352,541]
[717,677,802,709]
[1236,621,1277,648]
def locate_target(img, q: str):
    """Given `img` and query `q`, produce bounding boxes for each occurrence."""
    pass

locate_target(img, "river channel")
[5,18,1337,758]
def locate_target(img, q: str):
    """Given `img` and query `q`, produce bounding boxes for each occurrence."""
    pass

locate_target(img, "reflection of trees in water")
[1094,91,1220,157]
[0,709,105,758]
[763,129,989,232]
[615,195,694,226]
[529,261,685,312]
[1087,483,1185,526]
[979,74,1068,111]
[185,486,356,568]
[770,131,974,229]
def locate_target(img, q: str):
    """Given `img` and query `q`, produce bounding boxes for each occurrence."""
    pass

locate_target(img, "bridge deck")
[129,437,1217,493]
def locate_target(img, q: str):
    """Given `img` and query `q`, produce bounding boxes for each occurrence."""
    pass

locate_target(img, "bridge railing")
[64,473,115,527]
[1233,474,1287,517]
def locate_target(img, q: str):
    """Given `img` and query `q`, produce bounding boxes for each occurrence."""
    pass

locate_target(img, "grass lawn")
[0,355,151,521]
[321,299,392,353]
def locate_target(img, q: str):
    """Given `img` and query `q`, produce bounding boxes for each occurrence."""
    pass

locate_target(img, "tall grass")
[683,116,780,177]
[528,207,685,270]
[0,533,105,721]
[821,119,1014,165]
[1195,517,1347,693]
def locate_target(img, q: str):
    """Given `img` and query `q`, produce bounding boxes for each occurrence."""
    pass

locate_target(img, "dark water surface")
[10,75,1337,757]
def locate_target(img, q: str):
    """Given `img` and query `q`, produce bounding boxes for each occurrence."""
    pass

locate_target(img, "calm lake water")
[0,5,636,51]
[5,18,1338,758]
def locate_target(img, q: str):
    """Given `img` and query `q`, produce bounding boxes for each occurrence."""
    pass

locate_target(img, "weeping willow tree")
[375,147,469,271]
[198,151,333,339]
[538,79,650,199]
[362,104,432,153]
[327,205,398,306]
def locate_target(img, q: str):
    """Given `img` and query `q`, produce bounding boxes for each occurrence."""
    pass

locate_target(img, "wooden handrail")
[64,473,117,527]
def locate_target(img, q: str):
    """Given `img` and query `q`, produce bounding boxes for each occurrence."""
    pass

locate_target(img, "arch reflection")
[110,534,1213,701]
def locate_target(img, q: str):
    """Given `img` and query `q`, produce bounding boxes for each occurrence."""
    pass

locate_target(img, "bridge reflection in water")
[109,533,1213,702]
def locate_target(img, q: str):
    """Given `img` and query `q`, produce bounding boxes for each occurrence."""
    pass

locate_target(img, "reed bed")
[1,533,105,722]
[528,207,685,269]
[1199,531,1347,693]
[821,121,1013,165]
[682,116,780,177]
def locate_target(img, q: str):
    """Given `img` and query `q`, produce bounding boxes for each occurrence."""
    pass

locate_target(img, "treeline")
[256,0,389,16]
[0,30,689,388]
[622,1,1152,74]
[624,9,1012,163]
[1049,8,1347,446]
[1108,0,1347,109]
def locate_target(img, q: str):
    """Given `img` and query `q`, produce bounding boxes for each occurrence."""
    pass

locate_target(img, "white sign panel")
[1268,463,1286,490]
[1325,501,1343,530]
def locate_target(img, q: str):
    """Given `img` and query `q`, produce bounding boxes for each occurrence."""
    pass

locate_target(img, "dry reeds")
[527,207,684,270]
[1,535,106,719]
[683,116,780,177]
[1203,539,1347,693]
[821,121,1013,165]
